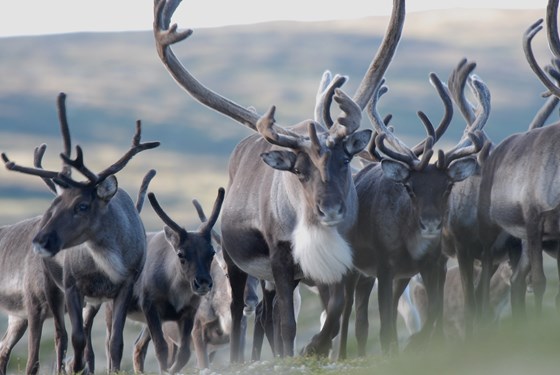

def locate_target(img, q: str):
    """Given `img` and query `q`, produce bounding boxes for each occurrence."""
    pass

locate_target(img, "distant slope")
[0,8,553,228]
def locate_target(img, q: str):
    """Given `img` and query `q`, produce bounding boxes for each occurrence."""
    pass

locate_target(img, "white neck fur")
[292,221,353,284]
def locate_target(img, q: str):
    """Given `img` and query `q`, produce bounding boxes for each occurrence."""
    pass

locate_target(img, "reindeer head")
[148,187,225,296]
[368,73,483,238]
[2,94,159,257]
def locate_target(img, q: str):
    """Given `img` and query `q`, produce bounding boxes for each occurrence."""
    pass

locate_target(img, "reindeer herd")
[1,0,560,373]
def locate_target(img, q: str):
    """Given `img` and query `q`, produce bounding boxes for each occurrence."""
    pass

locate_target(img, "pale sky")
[0,0,549,38]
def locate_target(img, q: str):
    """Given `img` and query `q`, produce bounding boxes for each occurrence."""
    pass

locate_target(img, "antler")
[136,169,157,213]
[367,73,452,171]
[529,57,560,130]
[523,0,560,98]
[437,74,488,168]
[198,187,225,235]
[60,120,160,187]
[148,192,184,234]
[3,120,159,188]
[314,71,348,128]
[154,0,405,145]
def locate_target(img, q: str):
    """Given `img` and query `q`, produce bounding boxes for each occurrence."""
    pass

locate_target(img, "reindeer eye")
[75,202,90,213]
[343,158,351,165]
[293,168,301,175]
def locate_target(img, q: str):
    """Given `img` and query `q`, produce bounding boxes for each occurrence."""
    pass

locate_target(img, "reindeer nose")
[317,202,344,226]
[419,218,442,238]
[32,232,61,257]
[193,276,213,296]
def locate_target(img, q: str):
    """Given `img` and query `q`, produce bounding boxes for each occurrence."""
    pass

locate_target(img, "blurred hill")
[1,7,560,374]
[0,8,555,229]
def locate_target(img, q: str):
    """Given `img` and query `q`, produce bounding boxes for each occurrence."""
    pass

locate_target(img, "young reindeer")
[153,0,406,360]
[348,72,483,354]
[2,113,159,374]
[123,187,225,374]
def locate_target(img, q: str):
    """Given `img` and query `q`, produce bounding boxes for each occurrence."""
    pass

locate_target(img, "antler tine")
[2,152,61,180]
[328,88,363,145]
[411,73,453,156]
[60,146,99,184]
[374,133,417,167]
[135,169,157,213]
[148,192,184,234]
[442,74,490,167]
[33,144,58,193]
[546,0,560,57]
[96,120,160,183]
[200,187,226,234]
[529,57,560,130]
[366,80,417,163]
[524,18,560,98]
[256,106,303,149]
[192,199,207,222]
[314,71,348,129]
[442,131,483,168]
[192,195,223,245]
[56,93,73,177]
[448,58,477,125]
[154,0,263,131]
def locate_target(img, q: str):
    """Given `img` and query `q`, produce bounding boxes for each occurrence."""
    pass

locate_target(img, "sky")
[0,0,550,38]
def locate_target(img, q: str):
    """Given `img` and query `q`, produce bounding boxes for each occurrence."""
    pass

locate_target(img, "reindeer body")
[0,216,67,375]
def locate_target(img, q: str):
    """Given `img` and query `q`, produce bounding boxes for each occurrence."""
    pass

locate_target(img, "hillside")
[0,8,554,229]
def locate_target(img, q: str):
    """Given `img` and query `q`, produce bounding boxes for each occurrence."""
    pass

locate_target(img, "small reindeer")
[398,262,512,340]
[2,97,159,373]
[121,187,225,374]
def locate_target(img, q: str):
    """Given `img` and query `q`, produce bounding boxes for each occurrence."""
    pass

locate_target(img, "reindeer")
[118,187,224,374]
[0,94,75,375]
[2,103,159,373]
[398,261,513,341]
[153,0,406,360]
[476,0,560,318]
[347,70,484,353]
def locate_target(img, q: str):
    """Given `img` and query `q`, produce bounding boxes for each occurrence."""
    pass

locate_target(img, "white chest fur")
[292,222,353,284]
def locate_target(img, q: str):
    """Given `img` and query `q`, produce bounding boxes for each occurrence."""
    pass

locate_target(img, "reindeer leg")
[271,242,297,357]
[527,214,546,315]
[378,266,397,355]
[107,283,134,372]
[82,303,101,373]
[510,240,530,319]
[355,274,375,357]
[65,284,87,374]
[302,280,344,357]
[0,316,27,375]
[223,249,248,363]
[338,271,359,360]
[44,276,67,375]
[456,244,476,338]
[132,326,151,374]
[168,317,195,373]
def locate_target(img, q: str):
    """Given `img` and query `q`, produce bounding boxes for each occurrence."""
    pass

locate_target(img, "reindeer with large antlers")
[115,187,224,374]
[476,0,560,317]
[2,96,159,373]
[347,71,482,353]
[153,0,405,360]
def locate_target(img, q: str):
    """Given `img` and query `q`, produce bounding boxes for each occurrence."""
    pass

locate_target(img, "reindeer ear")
[381,159,410,182]
[96,175,118,201]
[163,225,182,249]
[344,129,372,156]
[260,151,297,171]
[447,157,478,182]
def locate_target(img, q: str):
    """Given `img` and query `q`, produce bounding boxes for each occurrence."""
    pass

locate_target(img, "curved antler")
[136,169,157,213]
[523,15,560,98]
[148,192,184,234]
[199,187,225,235]
[314,71,348,129]
[154,0,405,144]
